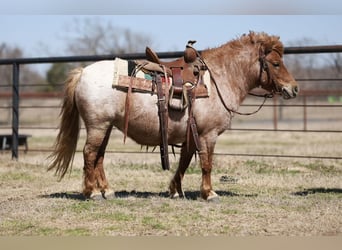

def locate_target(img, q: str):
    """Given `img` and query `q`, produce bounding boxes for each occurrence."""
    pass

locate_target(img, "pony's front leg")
[198,136,219,201]
[169,142,196,198]
[83,126,114,200]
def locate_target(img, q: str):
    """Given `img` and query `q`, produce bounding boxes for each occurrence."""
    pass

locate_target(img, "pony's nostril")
[293,86,299,95]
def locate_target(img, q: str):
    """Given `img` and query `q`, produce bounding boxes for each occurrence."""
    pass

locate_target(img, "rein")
[203,50,277,116]
[236,92,273,116]
[212,75,273,116]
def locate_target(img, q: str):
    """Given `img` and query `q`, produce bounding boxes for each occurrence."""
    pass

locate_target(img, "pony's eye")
[273,62,280,67]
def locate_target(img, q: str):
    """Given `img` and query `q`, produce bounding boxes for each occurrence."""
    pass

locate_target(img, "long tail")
[47,68,83,180]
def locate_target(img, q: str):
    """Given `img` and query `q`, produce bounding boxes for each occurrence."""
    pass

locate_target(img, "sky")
[1,0,342,14]
[0,0,342,75]
[1,15,342,59]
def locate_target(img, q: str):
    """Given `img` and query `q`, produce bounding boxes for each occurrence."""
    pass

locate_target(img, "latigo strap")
[154,73,170,170]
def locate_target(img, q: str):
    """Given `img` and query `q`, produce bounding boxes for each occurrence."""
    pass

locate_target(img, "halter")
[258,47,284,96]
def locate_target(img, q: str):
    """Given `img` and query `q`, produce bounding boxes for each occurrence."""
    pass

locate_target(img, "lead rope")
[204,60,274,116]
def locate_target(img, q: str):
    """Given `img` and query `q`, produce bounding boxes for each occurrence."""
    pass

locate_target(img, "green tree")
[46,63,71,91]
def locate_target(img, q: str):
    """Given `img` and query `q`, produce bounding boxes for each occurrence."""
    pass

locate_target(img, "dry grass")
[0,97,341,236]
[0,130,341,236]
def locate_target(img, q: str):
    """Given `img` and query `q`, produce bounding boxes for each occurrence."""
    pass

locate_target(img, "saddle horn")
[184,40,197,63]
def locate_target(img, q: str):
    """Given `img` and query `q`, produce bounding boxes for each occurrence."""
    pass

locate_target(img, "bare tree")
[0,43,46,92]
[325,53,342,77]
[285,38,320,80]
[64,17,154,55]
[284,37,342,104]
[0,43,47,124]
[0,43,23,90]
[45,17,155,91]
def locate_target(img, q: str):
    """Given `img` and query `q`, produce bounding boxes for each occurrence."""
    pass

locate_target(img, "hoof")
[87,189,115,201]
[89,191,105,201]
[170,192,185,199]
[102,188,115,200]
[203,190,220,203]
[207,195,220,203]
[169,180,184,199]
[170,192,180,199]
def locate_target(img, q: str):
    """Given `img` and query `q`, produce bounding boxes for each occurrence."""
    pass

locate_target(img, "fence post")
[273,95,278,130]
[303,95,307,131]
[12,62,19,160]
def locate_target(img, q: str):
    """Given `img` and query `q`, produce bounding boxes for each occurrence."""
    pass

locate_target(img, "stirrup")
[168,85,189,111]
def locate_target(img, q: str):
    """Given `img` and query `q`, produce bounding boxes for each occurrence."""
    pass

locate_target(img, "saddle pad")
[115,75,209,98]
[112,57,146,86]
[112,57,210,97]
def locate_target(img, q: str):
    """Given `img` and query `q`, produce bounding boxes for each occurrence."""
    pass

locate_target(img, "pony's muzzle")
[281,84,299,99]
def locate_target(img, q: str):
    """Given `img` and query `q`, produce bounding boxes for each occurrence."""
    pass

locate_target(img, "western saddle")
[124,41,208,171]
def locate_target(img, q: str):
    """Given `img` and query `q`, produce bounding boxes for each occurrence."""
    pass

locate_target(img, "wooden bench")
[0,134,31,153]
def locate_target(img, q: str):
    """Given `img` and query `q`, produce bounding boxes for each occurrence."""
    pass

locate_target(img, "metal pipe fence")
[1,45,342,160]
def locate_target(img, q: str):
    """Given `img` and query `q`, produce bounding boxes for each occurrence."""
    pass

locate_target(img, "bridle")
[258,47,283,96]
[205,48,280,116]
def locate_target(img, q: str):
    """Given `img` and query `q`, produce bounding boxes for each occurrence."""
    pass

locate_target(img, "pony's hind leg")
[83,124,114,200]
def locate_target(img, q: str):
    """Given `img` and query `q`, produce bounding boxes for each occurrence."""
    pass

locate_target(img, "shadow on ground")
[40,187,342,201]
[292,187,342,196]
[39,190,257,201]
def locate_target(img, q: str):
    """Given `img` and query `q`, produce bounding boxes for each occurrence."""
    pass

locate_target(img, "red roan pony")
[48,32,299,201]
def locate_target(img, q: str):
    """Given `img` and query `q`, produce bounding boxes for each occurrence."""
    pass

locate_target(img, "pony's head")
[250,32,299,99]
